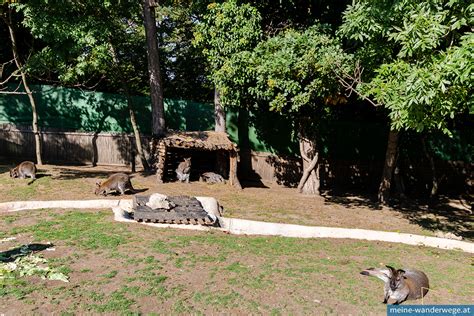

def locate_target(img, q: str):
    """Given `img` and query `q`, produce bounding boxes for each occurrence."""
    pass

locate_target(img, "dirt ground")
[0,163,473,315]
[1,208,472,315]
[1,163,472,240]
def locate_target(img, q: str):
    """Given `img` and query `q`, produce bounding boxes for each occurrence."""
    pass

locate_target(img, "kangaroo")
[360,265,429,305]
[94,173,136,196]
[176,157,191,183]
[10,161,37,180]
[199,172,225,184]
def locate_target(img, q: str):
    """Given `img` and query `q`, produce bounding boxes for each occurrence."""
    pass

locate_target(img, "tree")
[339,0,473,202]
[193,0,262,132]
[143,0,166,136]
[156,1,212,103]
[16,0,152,170]
[1,3,42,165]
[248,26,352,194]
[215,24,352,194]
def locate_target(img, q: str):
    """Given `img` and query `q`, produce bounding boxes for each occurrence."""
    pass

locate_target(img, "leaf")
[47,272,69,283]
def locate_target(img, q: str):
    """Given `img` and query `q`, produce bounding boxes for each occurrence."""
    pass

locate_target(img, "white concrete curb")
[1,199,472,253]
[0,199,131,212]
[218,218,474,253]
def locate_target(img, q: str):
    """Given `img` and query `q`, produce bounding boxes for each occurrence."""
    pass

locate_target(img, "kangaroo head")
[94,182,102,195]
[386,265,406,291]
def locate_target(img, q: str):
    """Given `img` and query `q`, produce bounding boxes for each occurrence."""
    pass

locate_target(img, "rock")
[146,193,174,209]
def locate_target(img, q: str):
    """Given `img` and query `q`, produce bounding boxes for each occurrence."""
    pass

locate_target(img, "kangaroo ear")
[397,269,406,276]
[385,265,396,275]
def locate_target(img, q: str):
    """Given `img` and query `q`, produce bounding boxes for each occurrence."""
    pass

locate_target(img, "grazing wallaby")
[94,173,136,196]
[10,161,36,180]
[360,265,429,305]
[199,172,225,184]
[176,157,191,183]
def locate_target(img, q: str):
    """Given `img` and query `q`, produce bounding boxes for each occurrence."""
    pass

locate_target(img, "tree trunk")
[421,135,439,197]
[126,92,151,172]
[297,137,320,195]
[142,0,166,136]
[214,88,226,132]
[378,129,399,204]
[109,42,151,172]
[4,11,43,165]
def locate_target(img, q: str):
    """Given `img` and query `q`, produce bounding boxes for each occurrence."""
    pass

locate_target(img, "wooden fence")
[2,125,468,192]
[0,125,296,182]
[0,124,151,168]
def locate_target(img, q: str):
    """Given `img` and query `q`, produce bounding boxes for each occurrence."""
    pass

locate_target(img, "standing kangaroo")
[360,265,429,305]
[94,173,136,196]
[176,157,191,183]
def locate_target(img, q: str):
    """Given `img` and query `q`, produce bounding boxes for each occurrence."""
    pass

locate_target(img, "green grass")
[0,171,91,202]
[9,211,133,250]
[0,278,40,300]
[1,207,472,314]
[102,270,118,279]
[88,288,137,314]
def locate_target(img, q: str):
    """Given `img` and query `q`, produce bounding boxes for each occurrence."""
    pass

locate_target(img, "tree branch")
[0,68,21,85]
[333,61,381,108]
[0,81,25,94]
[299,138,311,162]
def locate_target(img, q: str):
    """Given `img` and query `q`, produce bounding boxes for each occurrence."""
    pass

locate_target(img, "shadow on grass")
[35,173,52,179]
[97,188,148,196]
[52,168,130,180]
[0,243,54,262]
[323,190,473,240]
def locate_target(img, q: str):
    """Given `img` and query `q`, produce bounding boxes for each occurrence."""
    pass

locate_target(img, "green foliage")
[193,0,262,100]
[340,0,473,134]
[247,25,352,114]
[14,0,147,93]
[158,3,212,101]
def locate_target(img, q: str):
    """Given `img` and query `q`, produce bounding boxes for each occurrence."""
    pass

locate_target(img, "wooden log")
[156,145,167,184]
[229,151,242,190]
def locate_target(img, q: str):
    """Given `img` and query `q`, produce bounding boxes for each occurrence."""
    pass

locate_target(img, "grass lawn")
[1,163,472,314]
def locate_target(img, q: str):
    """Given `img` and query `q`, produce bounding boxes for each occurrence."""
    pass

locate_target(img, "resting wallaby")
[10,161,36,180]
[176,157,191,183]
[360,265,429,305]
[94,173,136,196]
[199,172,225,184]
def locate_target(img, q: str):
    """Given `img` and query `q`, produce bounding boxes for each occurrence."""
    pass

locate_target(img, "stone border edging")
[0,200,130,212]
[1,199,472,253]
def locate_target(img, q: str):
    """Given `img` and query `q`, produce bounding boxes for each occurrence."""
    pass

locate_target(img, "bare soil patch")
[1,163,471,239]
[1,208,472,315]
[1,162,472,314]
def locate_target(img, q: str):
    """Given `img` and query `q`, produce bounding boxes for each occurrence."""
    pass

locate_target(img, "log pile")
[133,195,217,225]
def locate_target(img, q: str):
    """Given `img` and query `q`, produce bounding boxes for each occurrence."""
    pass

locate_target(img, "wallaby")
[94,173,136,196]
[199,172,225,184]
[10,161,36,180]
[176,157,191,183]
[360,265,429,305]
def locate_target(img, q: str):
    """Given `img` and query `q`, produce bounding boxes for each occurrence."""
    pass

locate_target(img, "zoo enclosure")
[0,84,471,192]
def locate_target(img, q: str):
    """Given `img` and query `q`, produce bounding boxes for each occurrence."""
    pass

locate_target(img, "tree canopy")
[15,0,147,92]
[339,0,473,134]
